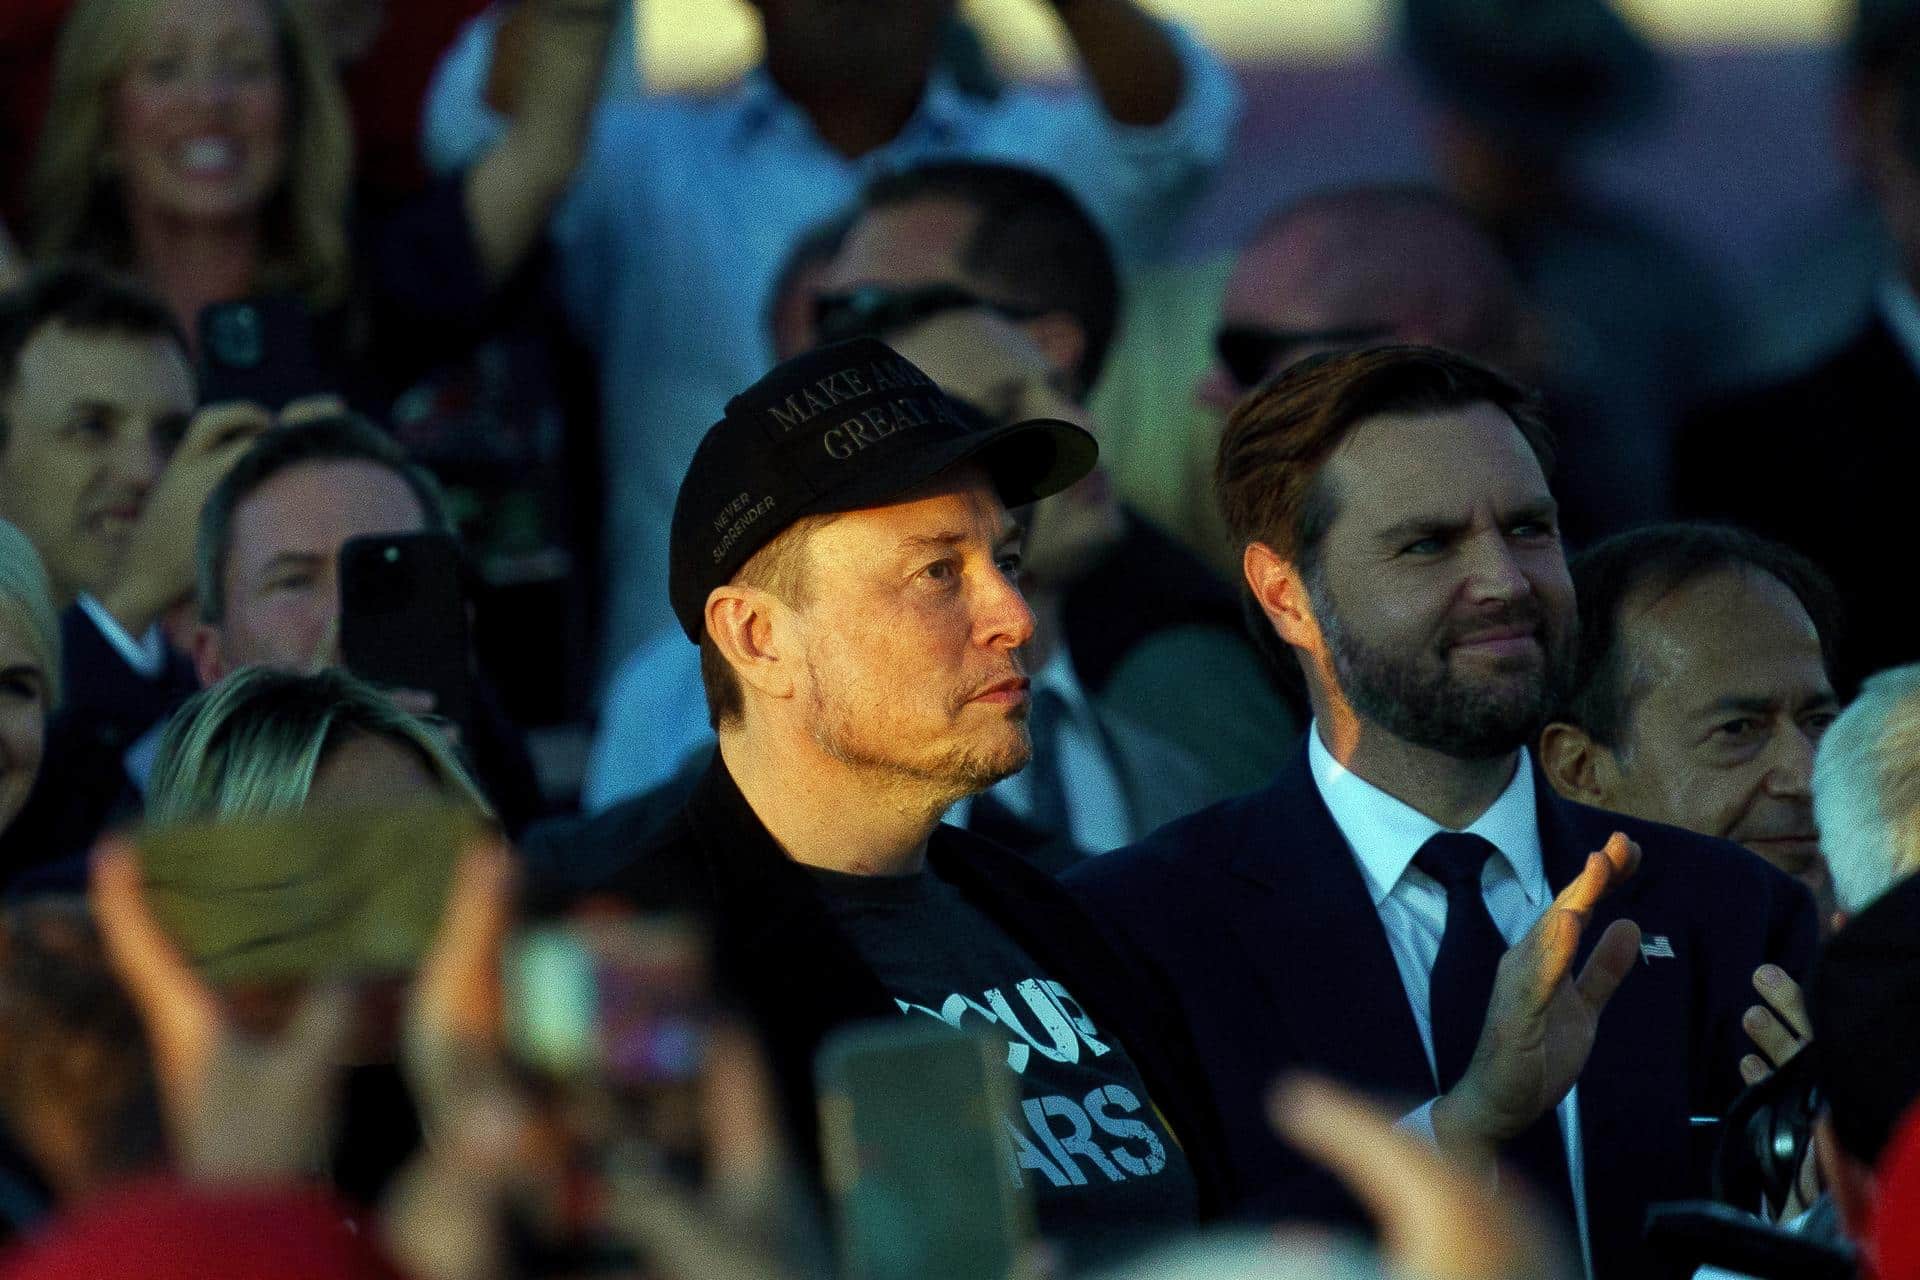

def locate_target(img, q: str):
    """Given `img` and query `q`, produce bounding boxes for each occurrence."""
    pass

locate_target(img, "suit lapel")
[1224,747,1437,1101]
[1536,777,1691,1278]
[684,761,896,1028]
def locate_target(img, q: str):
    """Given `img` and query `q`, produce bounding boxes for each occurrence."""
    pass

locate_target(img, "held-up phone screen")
[816,1022,1037,1280]
[506,917,714,1185]
[339,531,474,725]
[196,297,328,412]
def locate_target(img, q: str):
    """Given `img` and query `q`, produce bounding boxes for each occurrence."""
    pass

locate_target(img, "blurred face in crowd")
[1198,215,1394,415]
[884,311,1113,591]
[826,197,1089,392]
[0,617,50,836]
[826,206,1112,589]
[0,321,192,604]
[195,458,425,683]
[759,467,1034,805]
[1567,568,1838,896]
[112,0,289,228]
[1297,402,1575,759]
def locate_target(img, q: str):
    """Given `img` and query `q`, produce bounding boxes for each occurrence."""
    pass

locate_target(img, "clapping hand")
[1740,964,1822,1220]
[1433,834,1643,1165]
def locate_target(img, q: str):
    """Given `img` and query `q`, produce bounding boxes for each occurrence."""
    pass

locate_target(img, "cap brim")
[807,413,1098,518]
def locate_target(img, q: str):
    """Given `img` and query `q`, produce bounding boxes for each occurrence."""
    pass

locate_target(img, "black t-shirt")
[807,862,1200,1268]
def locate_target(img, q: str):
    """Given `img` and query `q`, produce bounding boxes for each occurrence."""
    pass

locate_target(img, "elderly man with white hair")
[1812,662,1920,921]
[1733,662,1920,1097]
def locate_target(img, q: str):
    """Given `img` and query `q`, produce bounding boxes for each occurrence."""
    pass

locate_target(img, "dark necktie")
[1413,832,1508,1092]
[1413,832,1579,1230]
[1023,687,1070,837]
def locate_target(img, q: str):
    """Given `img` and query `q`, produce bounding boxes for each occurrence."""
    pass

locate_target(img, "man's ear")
[1243,541,1318,651]
[1021,313,1087,391]
[189,623,227,689]
[1539,722,1616,806]
[705,585,796,705]
[1815,1113,1877,1245]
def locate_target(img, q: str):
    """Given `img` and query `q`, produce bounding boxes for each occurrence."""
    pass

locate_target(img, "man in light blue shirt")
[447,0,1238,713]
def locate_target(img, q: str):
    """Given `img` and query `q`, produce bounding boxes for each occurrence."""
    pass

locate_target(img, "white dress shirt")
[1307,725,1592,1277]
[76,594,167,679]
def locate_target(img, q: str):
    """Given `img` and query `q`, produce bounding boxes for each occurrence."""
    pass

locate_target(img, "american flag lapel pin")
[1640,934,1676,963]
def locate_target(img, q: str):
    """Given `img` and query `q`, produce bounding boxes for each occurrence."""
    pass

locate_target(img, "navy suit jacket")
[1063,742,1818,1280]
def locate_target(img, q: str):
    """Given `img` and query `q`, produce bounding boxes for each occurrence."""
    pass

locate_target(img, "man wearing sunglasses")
[1195,185,1532,417]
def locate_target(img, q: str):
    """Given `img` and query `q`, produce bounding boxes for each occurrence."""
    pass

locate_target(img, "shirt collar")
[1306,722,1547,908]
[75,593,167,680]
[1878,274,1920,377]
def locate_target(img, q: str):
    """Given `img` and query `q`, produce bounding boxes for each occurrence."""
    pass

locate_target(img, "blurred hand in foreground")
[1270,1072,1580,1280]
[89,836,349,1179]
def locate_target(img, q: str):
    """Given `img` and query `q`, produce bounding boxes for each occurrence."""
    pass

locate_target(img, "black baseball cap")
[668,337,1097,642]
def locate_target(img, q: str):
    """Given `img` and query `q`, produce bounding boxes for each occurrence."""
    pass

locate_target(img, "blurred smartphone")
[197,297,328,411]
[136,803,486,985]
[340,531,474,725]
[816,1022,1036,1280]
[506,917,713,1177]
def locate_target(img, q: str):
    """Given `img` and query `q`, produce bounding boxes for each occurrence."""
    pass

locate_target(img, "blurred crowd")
[0,0,1918,1276]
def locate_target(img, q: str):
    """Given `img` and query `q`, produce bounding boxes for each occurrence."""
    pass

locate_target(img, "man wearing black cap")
[585,337,1226,1265]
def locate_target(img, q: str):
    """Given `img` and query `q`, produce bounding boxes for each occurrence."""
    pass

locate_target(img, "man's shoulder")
[1064,780,1286,897]
[1546,792,1798,904]
[932,821,1075,899]
[523,794,712,913]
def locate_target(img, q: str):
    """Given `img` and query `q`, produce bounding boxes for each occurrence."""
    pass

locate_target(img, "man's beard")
[805,662,1032,810]
[1308,570,1575,760]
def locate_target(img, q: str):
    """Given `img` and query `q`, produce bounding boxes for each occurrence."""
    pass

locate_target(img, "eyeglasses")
[1213,322,1397,391]
[813,283,1047,346]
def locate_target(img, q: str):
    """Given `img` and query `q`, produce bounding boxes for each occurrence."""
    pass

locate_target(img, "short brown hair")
[1216,344,1555,577]
[698,515,834,729]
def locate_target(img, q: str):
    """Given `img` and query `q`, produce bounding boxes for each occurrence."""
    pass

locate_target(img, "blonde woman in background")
[0,518,59,840]
[146,663,488,825]
[119,664,502,1193]
[28,0,615,411]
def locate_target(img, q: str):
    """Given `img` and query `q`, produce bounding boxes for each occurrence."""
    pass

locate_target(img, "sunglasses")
[813,283,1047,346]
[1213,322,1397,391]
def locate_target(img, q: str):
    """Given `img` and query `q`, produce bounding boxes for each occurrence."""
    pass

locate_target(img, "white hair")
[1813,663,1920,915]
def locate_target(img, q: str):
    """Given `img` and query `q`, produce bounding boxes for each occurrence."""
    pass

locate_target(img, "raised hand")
[98,400,273,636]
[401,836,517,1138]
[89,836,350,1178]
[1740,963,1811,1085]
[1434,834,1643,1162]
[1740,964,1821,1219]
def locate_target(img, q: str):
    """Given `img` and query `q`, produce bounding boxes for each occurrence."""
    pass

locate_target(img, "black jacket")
[580,754,1232,1216]
[1065,742,1819,1280]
